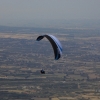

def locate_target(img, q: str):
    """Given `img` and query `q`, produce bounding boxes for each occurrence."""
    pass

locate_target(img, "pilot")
[40,69,45,74]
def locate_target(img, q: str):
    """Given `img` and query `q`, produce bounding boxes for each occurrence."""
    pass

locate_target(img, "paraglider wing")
[36,35,44,41]
[36,34,62,60]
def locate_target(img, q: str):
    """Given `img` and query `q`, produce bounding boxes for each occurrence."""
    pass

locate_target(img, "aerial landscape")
[0,0,100,100]
[0,26,100,100]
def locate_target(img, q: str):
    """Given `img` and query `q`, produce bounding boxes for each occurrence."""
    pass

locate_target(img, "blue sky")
[0,0,100,26]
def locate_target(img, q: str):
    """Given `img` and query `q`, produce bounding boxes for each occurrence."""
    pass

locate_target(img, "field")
[0,27,100,100]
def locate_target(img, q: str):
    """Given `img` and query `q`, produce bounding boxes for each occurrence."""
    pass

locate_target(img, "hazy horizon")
[0,0,100,27]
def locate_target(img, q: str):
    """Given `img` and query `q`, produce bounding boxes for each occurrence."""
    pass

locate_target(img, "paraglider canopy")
[36,34,62,60]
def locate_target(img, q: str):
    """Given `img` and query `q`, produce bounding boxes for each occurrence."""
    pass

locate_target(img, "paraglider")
[36,34,62,74]
[36,34,62,60]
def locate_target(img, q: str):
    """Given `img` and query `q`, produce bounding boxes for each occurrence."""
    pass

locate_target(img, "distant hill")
[0,26,67,34]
